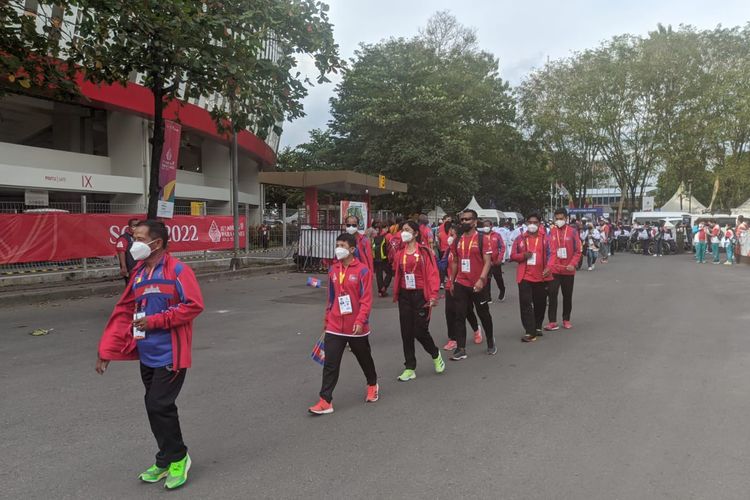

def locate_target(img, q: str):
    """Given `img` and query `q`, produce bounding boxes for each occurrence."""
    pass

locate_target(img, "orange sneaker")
[473,327,483,344]
[443,340,457,351]
[308,398,333,415]
[365,383,379,403]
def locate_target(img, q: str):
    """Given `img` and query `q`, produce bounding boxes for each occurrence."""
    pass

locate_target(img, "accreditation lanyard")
[527,235,540,266]
[337,263,348,288]
[556,227,568,248]
[459,234,478,260]
[402,251,421,274]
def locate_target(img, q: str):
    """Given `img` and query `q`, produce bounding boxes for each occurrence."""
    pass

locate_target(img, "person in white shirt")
[581,223,601,270]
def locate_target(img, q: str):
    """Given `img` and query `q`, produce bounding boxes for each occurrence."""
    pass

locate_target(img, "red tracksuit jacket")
[98,253,204,369]
[354,233,374,272]
[488,231,506,265]
[510,232,553,284]
[392,243,440,304]
[325,258,373,336]
[547,225,582,275]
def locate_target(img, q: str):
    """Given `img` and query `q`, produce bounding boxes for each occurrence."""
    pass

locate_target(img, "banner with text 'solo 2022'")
[157,120,181,219]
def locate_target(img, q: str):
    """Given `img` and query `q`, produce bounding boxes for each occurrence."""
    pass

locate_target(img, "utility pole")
[229,97,241,270]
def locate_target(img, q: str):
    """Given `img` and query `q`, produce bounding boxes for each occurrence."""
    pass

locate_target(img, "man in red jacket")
[343,215,374,272]
[96,220,204,490]
[482,219,506,302]
[309,232,378,415]
[545,208,582,331]
[510,213,552,343]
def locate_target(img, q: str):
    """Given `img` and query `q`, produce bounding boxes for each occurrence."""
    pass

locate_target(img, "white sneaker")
[587,267,592,271]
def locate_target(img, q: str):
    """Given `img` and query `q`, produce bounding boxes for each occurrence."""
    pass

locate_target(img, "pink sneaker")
[473,328,483,344]
[365,383,379,403]
[442,340,457,351]
[562,320,572,329]
[544,322,560,331]
[308,398,334,415]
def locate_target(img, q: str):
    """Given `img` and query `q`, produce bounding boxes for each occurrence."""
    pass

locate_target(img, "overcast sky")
[281,0,750,149]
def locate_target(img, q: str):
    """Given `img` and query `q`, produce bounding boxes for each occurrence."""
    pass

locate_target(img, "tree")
[39,0,342,218]
[317,12,542,215]
[1,1,80,98]
[518,57,606,208]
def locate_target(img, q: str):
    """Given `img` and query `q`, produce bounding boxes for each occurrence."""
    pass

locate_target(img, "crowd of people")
[307,207,590,415]
[93,209,749,489]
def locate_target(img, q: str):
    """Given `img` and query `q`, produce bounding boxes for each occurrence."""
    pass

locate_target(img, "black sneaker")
[498,290,506,302]
[487,343,498,355]
[450,348,468,361]
[536,328,544,337]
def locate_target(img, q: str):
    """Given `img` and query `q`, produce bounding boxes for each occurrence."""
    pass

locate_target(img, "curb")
[0,263,296,308]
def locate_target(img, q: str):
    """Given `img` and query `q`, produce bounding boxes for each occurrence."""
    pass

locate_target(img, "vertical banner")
[340,201,368,231]
[157,120,181,219]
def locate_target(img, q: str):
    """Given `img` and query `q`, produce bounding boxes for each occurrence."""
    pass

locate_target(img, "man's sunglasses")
[345,224,358,228]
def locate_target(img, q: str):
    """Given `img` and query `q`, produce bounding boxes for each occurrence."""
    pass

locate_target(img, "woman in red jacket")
[392,221,445,381]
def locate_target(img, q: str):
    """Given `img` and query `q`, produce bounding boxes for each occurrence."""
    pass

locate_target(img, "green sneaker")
[397,369,416,382]
[433,352,446,374]
[138,464,168,483]
[164,454,191,490]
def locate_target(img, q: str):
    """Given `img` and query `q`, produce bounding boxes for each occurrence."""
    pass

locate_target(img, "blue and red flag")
[311,333,325,366]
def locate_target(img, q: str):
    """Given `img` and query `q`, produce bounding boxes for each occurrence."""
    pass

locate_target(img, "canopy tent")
[427,206,447,224]
[731,198,750,216]
[660,183,706,214]
[465,196,483,212]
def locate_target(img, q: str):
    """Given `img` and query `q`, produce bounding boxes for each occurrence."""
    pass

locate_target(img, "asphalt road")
[2,252,750,500]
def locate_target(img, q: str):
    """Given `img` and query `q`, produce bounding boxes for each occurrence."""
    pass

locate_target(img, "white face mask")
[345,225,358,235]
[334,247,350,261]
[447,236,455,245]
[555,219,566,228]
[527,224,539,233]
[401,231,414,243]
[479,227,490,233]
[129,240,155,261]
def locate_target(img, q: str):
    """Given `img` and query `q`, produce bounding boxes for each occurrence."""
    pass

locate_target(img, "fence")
[0,209,302,278]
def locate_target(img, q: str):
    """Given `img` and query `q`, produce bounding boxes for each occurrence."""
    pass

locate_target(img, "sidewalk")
[0,262,295,308]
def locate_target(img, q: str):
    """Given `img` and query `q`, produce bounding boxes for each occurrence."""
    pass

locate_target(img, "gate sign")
[157,120,181,219]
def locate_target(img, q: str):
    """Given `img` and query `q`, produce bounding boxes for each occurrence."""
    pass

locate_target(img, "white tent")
[660,183,706,214]
[427,206,447,224]
[465,196,483,212]
[731,198,750,216]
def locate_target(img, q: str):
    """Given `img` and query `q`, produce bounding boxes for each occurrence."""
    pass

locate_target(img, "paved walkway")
[2,253,749,499]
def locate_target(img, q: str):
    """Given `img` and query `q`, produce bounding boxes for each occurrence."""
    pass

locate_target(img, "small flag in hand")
[311,333,325,366]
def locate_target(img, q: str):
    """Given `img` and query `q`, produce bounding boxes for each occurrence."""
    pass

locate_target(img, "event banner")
[340,200,368,231]
[156,120,181,219]
[0,214,246,264]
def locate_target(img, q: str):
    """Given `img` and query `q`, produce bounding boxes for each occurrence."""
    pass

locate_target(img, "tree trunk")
[147,76,164,219]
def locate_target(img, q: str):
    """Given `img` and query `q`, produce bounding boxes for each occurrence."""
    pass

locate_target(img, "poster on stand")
[340,201,368,232]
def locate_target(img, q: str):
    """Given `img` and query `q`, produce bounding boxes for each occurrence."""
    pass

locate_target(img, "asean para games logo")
[208,220,221,243]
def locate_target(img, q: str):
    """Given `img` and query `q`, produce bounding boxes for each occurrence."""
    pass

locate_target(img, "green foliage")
[520,23,750,214]
[1,1,80,98]
[286,12,547,215]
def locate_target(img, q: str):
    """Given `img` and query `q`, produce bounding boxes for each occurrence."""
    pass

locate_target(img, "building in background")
[0,2,280,220]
